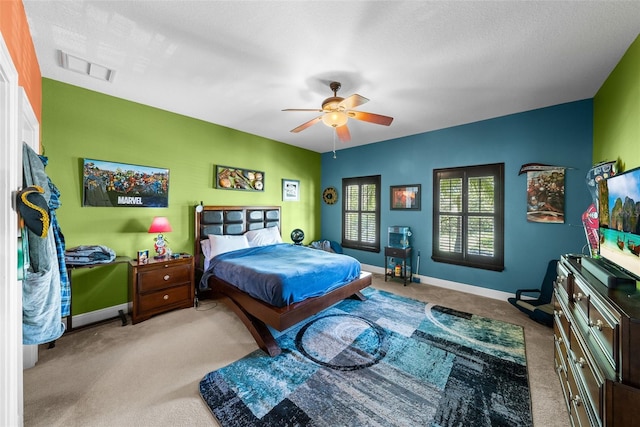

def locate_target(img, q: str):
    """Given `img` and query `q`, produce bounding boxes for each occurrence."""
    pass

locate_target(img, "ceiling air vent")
[58,50,115,83]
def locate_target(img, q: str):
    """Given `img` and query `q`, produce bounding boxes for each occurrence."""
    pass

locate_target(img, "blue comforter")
[200,244,361,307]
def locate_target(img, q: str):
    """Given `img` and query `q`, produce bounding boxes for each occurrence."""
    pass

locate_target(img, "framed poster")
[390,184,421,210]
[216,165,264,191]
[82,159,169,207]
[526,169,565,223]
[282,179,300,201]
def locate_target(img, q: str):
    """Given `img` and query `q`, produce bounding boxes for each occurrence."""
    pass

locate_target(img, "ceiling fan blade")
[335,124,351,143]
[339,94,369,110]
[282,108,323,112]
[290,116,322,133]
[348,111,394,126]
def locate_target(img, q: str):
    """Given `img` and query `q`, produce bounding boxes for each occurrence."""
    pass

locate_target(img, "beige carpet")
[23,274,569,426]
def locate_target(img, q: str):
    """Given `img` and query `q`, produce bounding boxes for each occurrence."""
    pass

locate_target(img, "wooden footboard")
[210,271,372,356]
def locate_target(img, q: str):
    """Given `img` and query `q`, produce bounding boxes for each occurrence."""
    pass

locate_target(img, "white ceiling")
[23,1,640,154]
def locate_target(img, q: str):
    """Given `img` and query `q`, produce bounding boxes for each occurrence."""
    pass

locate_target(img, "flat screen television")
[598,166,640,280]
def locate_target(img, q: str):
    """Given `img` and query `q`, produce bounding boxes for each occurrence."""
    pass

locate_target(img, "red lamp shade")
[148,216,172,234]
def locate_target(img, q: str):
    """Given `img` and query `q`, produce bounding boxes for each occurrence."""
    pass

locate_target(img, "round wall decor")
[322,187,338,204]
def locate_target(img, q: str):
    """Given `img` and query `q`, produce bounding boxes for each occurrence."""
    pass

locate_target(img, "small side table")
[128,254,195,324]
[384,246,412,286]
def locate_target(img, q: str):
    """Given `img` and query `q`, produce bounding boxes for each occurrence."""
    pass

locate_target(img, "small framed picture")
[282,179,300,202]
[137,249,149,264]
[390,184,421,210]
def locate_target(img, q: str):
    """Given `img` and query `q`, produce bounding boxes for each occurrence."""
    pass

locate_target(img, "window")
[342,175,381,252]
[433,163,504,271]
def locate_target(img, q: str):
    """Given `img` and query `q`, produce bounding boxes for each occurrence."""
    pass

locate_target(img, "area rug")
[200,288,532,426]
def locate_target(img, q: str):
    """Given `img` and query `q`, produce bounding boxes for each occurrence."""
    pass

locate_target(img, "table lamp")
[148,216,172,259]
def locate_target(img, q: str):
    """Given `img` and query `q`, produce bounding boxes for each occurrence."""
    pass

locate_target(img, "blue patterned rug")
[200,288,532,426]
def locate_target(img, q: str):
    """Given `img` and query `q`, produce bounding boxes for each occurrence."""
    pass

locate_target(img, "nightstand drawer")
[384,247,411,258]
[138,264,191,292]
[138,284,191,313]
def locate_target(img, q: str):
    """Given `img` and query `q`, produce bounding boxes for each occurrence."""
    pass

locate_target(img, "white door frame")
[1,32,23,427]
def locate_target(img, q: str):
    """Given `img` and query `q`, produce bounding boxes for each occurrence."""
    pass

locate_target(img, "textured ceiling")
[23,1,640,153]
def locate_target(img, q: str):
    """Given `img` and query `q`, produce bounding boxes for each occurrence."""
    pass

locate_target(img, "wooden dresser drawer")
[566,359,598,427]
[572,278,591,324]
[587,297,619,371]
[138,264,191,292]
[569,330,605,418]
[138,283,191,313]
[556,261,572,295]
[555,320,569,377]
[555,289,571,339]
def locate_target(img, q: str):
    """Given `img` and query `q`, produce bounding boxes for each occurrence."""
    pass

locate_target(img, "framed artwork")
[82,159,169,207]
[282,179,300,201]
[137,249,149,265]
[390,184,421,210]
[216,165,264,191]
[526,169,565,223]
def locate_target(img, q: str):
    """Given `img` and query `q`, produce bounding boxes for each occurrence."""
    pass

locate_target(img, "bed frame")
[194,205,372,356]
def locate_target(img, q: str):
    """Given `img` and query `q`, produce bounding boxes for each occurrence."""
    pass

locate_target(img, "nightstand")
[384,246,412,286]
[128,255,194,324]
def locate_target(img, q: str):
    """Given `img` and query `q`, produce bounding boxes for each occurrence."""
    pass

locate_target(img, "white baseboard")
[361,263,513,301]
[71,303,129,329]
[69,268,512,329]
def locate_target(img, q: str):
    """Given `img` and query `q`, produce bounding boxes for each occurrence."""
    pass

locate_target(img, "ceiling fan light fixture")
[322,111,348,128]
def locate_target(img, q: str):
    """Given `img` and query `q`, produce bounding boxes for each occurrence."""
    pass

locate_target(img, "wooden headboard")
[193,205,281,273]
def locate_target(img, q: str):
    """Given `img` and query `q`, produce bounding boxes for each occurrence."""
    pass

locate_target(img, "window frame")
[432,163,505,271]
[341,175,381,252]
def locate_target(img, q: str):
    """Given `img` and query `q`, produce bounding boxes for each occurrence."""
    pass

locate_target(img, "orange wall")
[0,0,41,122]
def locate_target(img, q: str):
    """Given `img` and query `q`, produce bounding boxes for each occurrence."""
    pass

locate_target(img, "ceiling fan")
[283,81,393,143]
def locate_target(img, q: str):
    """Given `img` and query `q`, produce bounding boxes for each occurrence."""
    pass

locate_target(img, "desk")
[65,256,130,331]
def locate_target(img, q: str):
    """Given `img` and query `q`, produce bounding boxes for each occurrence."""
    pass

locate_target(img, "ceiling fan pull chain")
[333,130,337,159]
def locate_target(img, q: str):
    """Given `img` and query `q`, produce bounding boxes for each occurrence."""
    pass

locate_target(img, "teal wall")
[594,34,640,171]
[42,79,321,315]
[321,100,594,294]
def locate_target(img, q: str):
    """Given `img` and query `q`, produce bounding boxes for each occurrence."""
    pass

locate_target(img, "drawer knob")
[163,274,170,281]
[589,319,603,331]
[554,336,563,344]
[573,292,583,302]
[555,309,563,318]
[572,395,582,406]
[163,294,169,300]
[576,357,586,369]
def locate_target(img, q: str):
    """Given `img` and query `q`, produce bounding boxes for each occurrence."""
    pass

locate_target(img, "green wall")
[42,79,321,315]
[594,34,640,170]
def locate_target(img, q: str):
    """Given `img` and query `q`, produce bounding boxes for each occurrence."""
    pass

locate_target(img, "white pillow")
[207,234,250,259]
[245,226,283,247]
[200,239,211,260]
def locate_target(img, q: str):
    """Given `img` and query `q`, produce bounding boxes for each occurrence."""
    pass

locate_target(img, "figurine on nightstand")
[153,234,170,259]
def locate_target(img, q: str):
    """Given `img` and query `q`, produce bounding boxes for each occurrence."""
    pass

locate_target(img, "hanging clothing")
[22,143,65,344]
[39,154,71,317]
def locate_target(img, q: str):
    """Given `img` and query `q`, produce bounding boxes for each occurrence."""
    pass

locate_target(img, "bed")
[194,205,372,356]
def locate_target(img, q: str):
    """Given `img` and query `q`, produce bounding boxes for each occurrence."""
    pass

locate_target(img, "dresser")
[128,255,195,324]
[554,254,640,426]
